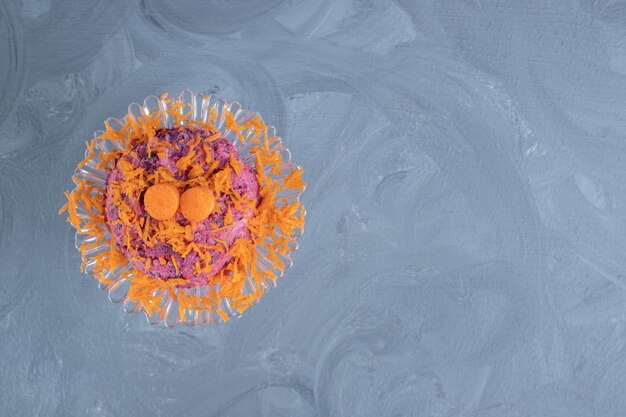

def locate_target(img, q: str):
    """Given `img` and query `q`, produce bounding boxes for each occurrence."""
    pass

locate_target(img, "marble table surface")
[3,1,626,416]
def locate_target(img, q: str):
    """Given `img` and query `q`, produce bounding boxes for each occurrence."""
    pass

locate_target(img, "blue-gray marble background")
[3,0,626,416]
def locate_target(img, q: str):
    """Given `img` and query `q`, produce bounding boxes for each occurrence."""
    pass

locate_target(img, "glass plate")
[70,89,305,327]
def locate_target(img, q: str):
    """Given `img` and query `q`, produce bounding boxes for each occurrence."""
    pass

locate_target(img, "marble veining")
[2,1,626,415]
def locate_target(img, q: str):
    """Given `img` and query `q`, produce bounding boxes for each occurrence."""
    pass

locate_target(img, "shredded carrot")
[171,255,179,275]
[229,155,243,176]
